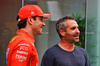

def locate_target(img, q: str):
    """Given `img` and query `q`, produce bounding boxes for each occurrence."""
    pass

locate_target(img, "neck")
[58,40,75,51]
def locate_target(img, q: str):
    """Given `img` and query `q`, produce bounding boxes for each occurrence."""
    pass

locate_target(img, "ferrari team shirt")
[6,29,39,66]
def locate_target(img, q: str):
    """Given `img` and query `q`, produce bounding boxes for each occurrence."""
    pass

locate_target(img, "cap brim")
[38,13,52,20]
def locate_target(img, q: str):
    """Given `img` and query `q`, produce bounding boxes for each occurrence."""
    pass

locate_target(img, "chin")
[75,40,79,42]
[74,39,79,42]
[39,32,42,35]
[35,32,42,36]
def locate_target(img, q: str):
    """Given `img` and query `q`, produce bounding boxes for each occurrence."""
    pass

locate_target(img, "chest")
[54,51,85,66]
[28,45,39,66]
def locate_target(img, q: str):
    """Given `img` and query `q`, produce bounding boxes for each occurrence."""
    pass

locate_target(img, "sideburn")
[65,32,74,43]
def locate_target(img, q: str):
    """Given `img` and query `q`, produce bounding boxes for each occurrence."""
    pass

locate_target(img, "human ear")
[27,17,33,24]
[59,29,66,36]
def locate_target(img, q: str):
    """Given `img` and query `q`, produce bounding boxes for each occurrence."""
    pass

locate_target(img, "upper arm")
[41,49,55,66]
[10,40,32,66]
[85,53,90,66]
[83,49,90,66]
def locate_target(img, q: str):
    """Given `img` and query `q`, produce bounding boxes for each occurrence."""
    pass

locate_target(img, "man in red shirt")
[6,5,51,66]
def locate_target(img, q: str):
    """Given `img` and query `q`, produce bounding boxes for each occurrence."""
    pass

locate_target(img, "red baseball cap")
[18,5,52,21]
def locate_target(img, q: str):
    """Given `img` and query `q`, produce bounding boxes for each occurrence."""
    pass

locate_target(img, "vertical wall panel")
[86,0,100,66]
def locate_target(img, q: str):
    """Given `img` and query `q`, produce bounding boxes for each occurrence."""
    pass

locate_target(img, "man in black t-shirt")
[41,16,90,66]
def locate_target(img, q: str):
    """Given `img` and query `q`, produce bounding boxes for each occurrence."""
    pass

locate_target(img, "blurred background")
[0,0,100,66]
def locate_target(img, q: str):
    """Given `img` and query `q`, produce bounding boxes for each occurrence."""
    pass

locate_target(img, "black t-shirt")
[41,44,90,66]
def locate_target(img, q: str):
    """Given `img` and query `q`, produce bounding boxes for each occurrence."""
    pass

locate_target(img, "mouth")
[40,26,44,32]
[41,26,43,28]
[73,35,79,39]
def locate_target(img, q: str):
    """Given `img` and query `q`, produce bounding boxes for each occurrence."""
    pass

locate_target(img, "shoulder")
[14,35,34,48]
[44,44,59,56]
[9,35,33,51]
[46,44,59,53]
[16,35,29,41]
[75,46,86,51]
[75,46,88,55]
[10,34,30,44]
[42,44,59,61]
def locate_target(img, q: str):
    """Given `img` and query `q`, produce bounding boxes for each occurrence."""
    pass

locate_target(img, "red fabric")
[6,29,39,66]
[18,5,51,20]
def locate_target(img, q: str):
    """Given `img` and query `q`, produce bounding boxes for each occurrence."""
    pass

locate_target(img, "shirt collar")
[16,29,35,43]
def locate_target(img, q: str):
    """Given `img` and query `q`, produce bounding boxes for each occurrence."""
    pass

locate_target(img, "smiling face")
[64,19,80,43]
[31,16,45,36]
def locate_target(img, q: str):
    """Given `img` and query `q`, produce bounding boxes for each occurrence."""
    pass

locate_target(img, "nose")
[42,22,46,26]
[76,28,80,34]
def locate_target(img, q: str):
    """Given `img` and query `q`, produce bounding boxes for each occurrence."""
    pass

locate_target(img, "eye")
[39,16,43,22]
[40,18,43,22]
[71,27,76,30]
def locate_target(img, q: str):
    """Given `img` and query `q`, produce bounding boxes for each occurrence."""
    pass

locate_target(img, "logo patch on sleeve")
[6,48,10,63]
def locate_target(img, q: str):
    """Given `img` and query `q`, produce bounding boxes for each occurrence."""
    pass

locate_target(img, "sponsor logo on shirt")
[15,54,27,62]
[18,43,30,46]
[36,63,39,66]
[19,46,28,51]
[6,48,10,63]
[31,42,34,46]
[17,50,28,55]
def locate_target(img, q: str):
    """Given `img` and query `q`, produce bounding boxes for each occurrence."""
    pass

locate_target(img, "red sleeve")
[10,40,32,66]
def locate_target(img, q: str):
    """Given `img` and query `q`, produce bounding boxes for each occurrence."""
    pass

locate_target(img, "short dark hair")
[16,16,37,29]
[56,16,75,38]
